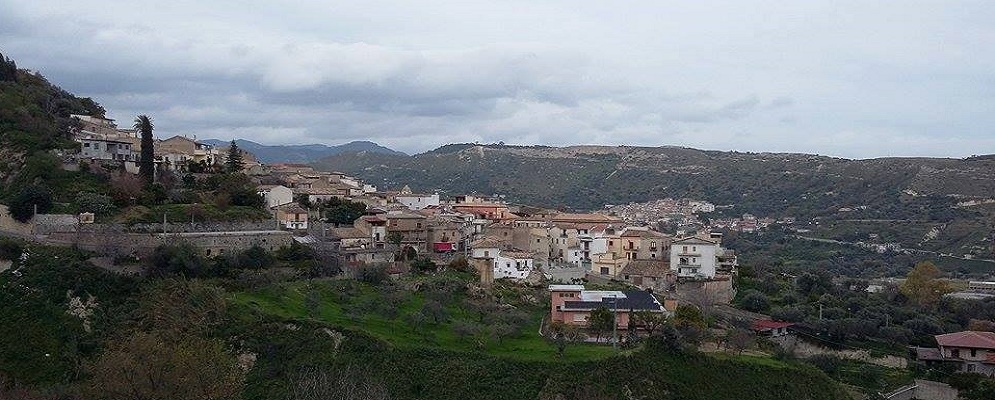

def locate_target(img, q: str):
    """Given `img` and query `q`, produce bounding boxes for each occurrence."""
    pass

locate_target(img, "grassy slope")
[231,279,615,362]
[231,277,850,400]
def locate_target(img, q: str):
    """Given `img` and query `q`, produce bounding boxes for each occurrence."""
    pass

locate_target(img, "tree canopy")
[134,114,155,185]
[225,140,244,173]
[899,261,953,306]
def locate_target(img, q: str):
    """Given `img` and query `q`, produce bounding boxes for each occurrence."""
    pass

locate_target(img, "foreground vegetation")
[0,238,855,400]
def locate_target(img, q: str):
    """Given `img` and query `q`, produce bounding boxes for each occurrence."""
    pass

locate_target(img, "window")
[600,267,609,275]
[484,250,489,257]
[83,143,90,147]
[952,349,960,358]
[971,349,977,357]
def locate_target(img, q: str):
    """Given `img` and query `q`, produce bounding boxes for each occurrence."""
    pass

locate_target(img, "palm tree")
[134,115,155,184]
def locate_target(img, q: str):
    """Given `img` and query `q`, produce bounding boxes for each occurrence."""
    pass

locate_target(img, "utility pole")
[612,295,619,351]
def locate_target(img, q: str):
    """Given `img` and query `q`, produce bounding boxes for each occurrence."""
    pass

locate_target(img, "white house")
[78,137,139,162]
[493,251,535,280]
[470,238,536,281]
[669,236,720,279]
[396,193,440,210]
[257,185,294,209]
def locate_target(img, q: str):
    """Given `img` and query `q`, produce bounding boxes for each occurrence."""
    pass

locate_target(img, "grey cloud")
[2,1,994,158]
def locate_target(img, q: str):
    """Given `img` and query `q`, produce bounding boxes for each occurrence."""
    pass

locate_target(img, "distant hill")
[314,143,995,257]
[201,139,405,164]
[314,143,995,214]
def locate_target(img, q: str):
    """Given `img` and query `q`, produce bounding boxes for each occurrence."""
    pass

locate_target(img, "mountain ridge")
[313,143,995,215]
[201,138,405,164]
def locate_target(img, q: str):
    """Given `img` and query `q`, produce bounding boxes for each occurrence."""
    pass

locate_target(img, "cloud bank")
[2,1,994,158]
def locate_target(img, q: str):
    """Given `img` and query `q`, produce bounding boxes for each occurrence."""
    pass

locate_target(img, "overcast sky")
[3,1,994,158]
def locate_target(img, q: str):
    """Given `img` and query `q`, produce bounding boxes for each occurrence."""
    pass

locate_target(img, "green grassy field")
[231,276,617,362]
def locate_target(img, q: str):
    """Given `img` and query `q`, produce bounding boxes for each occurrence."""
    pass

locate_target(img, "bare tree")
[288,365,390,400]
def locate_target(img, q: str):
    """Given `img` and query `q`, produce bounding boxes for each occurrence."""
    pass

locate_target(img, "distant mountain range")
[201,139,405,164]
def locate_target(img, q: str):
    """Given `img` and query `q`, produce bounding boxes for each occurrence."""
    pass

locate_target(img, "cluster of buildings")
[69,114,249,173]
[606,198,780,234]
[264,180,740,289]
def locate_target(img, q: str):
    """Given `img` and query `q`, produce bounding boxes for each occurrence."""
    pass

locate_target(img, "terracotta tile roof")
[470,237,504,249]
[935,331,995,350]
[619,260,670,277]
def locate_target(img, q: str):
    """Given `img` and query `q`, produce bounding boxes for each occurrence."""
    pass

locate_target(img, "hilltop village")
[3,109,995,400]
[30,113,738,293]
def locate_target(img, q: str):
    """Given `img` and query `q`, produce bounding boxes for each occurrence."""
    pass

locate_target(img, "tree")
[737,289,770,313]
[75,191,114,215]
[673,304,707,330]
[587,306,615,343]
[387,231,403,250]
[224,140,244,173]
[8,185,52,222]
[0,52,17,82]
[134,115,155,185]
[137,279,227,338]
[322,198,366,225]
[410,257,437,273]
[900,261,953,306]
[287,365,389,400]
[726,328,755,354]
[84,332,246,400]
[147,243,211,278]
[631,310,668,336]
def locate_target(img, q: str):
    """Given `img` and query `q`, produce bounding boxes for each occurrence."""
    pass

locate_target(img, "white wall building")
[257,185,294,209]
[669,236,720,279]
[396,193,440,210]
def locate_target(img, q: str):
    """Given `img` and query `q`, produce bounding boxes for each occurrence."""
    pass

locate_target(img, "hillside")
[314,143,994,215]
[314,144,995,258]
[0,52,106,194]
[201,138,405,164]
[0,240,851,400]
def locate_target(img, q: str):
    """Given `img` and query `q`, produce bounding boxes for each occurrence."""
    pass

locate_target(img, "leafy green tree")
[322,197,366,225]
[134,115,155,185]
[410,257,437,273]
[224,140,244,173]
[357,263,388,285]
[0,52,17,82]
[147,243,211,278]
[587,306,615,343]
[8,184,53,222]
[673,304,706,329]
[737,289,770,313]
[900,261,952,306]
[74,191,115,215]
